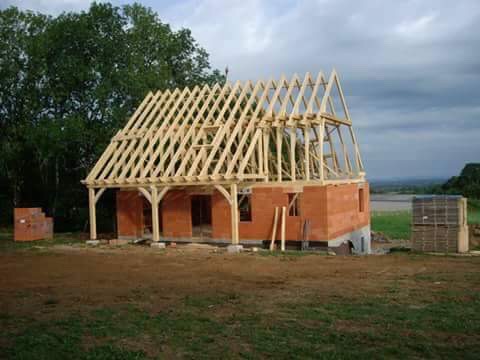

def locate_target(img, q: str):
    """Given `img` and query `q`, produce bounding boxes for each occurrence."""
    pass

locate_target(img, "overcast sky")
[2,0,479,179]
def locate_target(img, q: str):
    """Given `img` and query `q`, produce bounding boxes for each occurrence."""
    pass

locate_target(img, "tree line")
[0,2,224,231]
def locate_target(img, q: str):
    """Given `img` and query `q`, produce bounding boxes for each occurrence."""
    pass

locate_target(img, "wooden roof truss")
[84,70,365,189]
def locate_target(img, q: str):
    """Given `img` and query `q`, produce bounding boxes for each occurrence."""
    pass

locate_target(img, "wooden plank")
[290,126,296,181]
[270,207,279,251]
[281,206,286,252]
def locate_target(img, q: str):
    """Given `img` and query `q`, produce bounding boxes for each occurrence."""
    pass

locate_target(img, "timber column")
[151,186,160,242]
[230,183,239,245]
[88,187,97,240]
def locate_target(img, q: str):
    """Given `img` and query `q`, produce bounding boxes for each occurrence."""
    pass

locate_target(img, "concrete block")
[150,242,166,249]
[227,244,243,253]
[86,240,100,246]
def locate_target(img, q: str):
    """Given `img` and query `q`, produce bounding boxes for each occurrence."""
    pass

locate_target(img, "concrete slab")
[86,240,100,246]
[109,239,129,246]
[227,245,243,253]
[150,242,166,249]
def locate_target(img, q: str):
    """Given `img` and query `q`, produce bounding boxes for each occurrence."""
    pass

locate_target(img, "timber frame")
[83,70,365,243]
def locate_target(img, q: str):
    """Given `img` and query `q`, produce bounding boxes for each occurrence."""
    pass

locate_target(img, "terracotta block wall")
[14,207,53,241]
[162,190,192,238]
[325,183,370,239]
[116,190,143,238]
[301,186,329,240]
[212,182,369,242]
[211,187,302,240]
[115,182,370,242]
[211,191,231,239]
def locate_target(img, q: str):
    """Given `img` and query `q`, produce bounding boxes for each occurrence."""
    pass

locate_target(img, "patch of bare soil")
[0,245,479,319]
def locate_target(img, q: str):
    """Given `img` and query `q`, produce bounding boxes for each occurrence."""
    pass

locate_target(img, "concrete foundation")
[326,224,371,255]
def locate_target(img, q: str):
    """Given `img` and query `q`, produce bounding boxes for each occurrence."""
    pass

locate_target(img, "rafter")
[83,70,365,188]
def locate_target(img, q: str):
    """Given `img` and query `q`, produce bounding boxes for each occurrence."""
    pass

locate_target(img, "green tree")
[0,2,224,230]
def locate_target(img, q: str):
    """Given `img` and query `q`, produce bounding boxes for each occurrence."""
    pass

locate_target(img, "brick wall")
[115,182,370,242]
[325,183,370,239]
[222,183,368,242]
[162,190,192,238]
[211,191,230,239]
[116,190,143,238]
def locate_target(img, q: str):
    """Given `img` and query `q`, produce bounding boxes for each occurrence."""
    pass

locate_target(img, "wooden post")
[88,188,97,240]
[151,186,160,242]
[305,125,310,181]
[230,183,239,245]
[319,119,325,182]
[263,129,269,181]
[276,127,282,181]
[290,127,296,181]
[281,206,286,252]
[270,207,279,251]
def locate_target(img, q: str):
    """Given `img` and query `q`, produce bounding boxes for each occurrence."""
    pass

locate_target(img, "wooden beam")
[214,184,232,205]
[94,188,106,204]
[270,207,279,251]
[281,206,286,252]
[230,183,239,245]
[290,126,296,181]
[151,186,160,242]
[88,188,97,240]
[83,70,365,189]
[276,127,282,181]
[138,187,152,204]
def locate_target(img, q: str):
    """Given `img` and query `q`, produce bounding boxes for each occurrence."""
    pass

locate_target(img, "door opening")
[191,195,212,239]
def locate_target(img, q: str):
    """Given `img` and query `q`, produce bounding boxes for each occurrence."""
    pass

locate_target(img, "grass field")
[371,211,412,240]
[371,202,480,240]
[468,199,480,224]
[2,288,480,359]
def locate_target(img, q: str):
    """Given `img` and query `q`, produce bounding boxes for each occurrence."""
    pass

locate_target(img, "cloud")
[395,14,436,37]
[2,0,480,178]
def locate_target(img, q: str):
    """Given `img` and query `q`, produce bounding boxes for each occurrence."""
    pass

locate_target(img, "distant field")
[371,211,412,240]
[370,195,480,240]
[370,194,413,212]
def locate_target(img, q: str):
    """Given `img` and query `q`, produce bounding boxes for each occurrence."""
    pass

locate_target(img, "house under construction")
[82,70,371,253]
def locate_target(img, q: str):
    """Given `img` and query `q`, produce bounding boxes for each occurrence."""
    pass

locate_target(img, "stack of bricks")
[14,208,53,241]
[412,196,469,253]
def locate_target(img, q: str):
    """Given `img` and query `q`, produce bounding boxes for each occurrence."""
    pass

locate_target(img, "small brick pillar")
[116,190,144,240]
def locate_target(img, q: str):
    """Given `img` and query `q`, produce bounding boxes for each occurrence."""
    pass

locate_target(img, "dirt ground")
[1,244,478,317]
[1,243,479,358]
